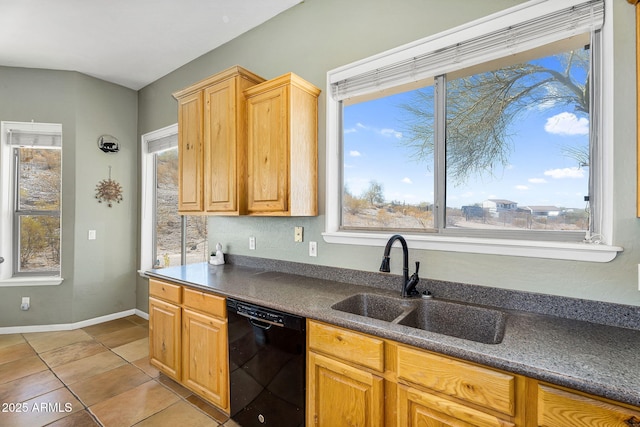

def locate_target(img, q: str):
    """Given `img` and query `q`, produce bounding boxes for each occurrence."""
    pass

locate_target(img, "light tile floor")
[0,315,240,427]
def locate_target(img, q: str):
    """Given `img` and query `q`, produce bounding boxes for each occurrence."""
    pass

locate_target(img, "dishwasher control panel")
[236,302,285,326]
[227,298,305,331]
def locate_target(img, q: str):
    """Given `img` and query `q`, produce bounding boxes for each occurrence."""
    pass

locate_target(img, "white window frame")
[139,123,178,275]
[0,121,63,286]
[323,0,621,262]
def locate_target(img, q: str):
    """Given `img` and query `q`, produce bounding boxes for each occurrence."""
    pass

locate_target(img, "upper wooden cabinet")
[176,91,203,212]
[173,66,265,215]
[244,73,321,216]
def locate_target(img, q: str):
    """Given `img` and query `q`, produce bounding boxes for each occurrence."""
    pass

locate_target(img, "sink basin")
[331,293,414,322]
[331,293,507,345]
[397,299,507,344]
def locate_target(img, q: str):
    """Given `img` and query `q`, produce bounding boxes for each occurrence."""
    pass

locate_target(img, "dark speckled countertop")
[147,260,640,407]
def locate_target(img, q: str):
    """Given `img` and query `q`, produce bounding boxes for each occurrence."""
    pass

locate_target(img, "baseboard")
[0,308,148,335]
[134,308,149,320]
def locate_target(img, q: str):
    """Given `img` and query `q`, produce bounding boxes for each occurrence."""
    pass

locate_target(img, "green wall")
[0,67,138,327]
[138,0,640,308]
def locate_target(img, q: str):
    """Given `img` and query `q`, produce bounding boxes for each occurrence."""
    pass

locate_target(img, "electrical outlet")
[294,226,303,243]
[249,236,256,250]
[309,241,317,257]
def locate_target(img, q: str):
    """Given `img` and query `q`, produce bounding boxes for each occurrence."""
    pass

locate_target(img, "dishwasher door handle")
[236,311,284,328]
[250,319,273,330]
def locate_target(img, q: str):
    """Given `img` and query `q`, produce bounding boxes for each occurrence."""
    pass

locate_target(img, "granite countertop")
[147,261,640,407]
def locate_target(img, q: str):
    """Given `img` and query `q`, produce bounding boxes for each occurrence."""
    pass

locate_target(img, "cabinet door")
[398,385,515,427]
[537,384,640,427]
[204,79,238,213]
[247,85,289,214]
[307,351,384,427]
[182,308,229,411]
[149,297,182,381]
[177,91,203,212]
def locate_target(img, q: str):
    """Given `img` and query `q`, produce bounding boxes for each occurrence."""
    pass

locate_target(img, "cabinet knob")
[0,257,4,264]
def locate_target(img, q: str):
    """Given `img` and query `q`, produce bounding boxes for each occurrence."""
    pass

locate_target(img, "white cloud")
[380,128,403,139]
[528,178,547,184]
[544,167,585,179]
[402,177,412,184]
[349,150,361,157]
[356,122,368,129]
[515,185,529,191]
[344,128,357,134]
[544,112,589,136]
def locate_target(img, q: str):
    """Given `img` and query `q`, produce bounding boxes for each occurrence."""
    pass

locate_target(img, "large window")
[140,125,208,273]
[343,41,591,236]
[0,121,62,283]
[326,0,620,262]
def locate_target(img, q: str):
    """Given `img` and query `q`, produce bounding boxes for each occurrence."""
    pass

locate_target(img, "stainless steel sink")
[330,293,414,322]
[396,299,507,344]
[331,293,507,344]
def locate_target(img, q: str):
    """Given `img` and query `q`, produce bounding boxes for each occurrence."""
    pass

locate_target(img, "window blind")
[147,132,177,154]
[7,129,62,147]
[331,0,604,101]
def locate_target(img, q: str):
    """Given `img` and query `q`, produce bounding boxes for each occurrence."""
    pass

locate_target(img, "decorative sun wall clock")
[95,166,123,207]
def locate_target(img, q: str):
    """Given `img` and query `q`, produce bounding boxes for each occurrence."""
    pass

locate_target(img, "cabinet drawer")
[537,384,640,427]
[308,321,384,372]
[183,288,226,318]
[398,384,514,427]
[149,279,182,304]
[397,345,515,416]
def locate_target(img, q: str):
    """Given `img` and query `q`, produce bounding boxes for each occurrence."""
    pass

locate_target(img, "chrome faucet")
[379,234,420,298]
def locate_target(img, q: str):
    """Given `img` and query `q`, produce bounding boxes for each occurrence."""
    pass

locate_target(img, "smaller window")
[140,125,208,273]
[0,121,62,281]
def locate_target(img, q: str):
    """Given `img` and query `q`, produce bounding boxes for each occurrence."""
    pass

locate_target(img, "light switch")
[88,230,97,240]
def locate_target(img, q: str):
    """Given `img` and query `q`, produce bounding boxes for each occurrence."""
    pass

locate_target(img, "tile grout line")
[20,332,104,427]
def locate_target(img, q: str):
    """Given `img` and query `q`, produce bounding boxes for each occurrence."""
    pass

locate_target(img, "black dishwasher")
[227,298,305,427]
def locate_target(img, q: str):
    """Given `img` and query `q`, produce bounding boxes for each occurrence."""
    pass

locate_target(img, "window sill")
[322,231,622,263]
[0,276,64,287]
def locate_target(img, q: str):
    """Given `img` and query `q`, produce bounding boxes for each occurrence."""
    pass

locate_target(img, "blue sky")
[343,82,589,210]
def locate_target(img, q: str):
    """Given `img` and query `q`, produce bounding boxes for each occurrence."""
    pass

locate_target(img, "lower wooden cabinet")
[307,351,384,427]
[536,383,640,427]
[149,279,229,413]
[148,296,181,381]
[182,308,229,410]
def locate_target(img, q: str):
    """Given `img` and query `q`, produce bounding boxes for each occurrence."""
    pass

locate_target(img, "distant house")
[483,199,518,216]
[461,205,484,219]
[519,206,563,217]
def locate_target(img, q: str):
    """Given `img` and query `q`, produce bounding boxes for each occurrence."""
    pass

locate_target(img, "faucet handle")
[414,261,420,275]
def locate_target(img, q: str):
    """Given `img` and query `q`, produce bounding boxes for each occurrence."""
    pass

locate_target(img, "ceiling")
[0,0,301,90]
